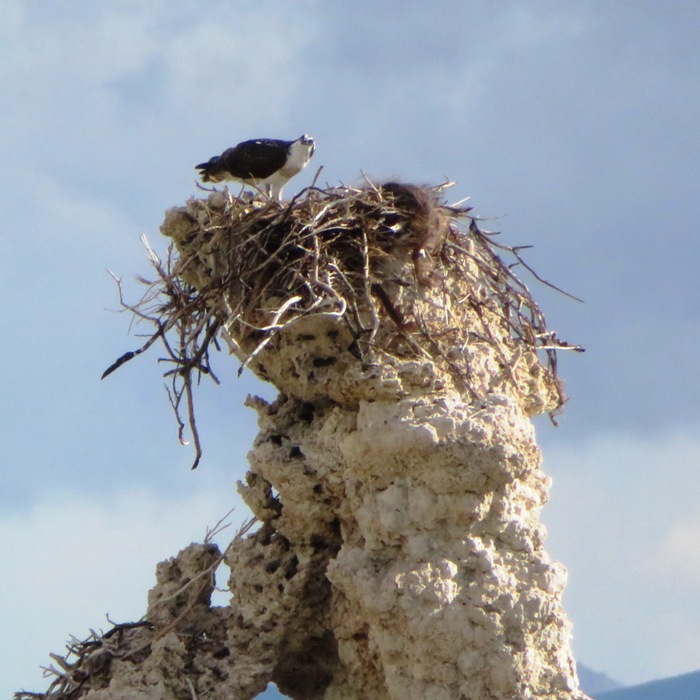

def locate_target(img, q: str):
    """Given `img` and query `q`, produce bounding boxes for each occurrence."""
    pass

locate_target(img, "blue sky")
[3,2,700,696]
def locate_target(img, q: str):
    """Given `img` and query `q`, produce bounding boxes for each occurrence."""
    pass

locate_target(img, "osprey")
[195,135,315,200]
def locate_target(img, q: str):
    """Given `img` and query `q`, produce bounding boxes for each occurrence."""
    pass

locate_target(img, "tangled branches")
[15,515,256,700]
[14,620,156,700]
[102,235,224,469]
[102,181,582,468]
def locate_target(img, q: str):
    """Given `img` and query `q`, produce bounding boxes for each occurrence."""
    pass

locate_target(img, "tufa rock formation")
[18,183,588,699]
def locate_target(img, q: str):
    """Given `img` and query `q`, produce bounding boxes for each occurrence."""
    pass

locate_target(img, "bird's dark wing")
[197,139,292,181]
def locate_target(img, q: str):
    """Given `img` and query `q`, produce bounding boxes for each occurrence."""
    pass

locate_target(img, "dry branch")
[14,516,256,700]
[102,181,582,466]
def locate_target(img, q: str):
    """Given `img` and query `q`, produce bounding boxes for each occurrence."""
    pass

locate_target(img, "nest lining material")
[103,180,582,467]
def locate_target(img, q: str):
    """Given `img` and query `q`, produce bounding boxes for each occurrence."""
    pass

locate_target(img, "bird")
[195,135,315,201]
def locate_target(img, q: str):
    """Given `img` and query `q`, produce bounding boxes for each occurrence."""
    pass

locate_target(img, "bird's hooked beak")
[299,134,315,156]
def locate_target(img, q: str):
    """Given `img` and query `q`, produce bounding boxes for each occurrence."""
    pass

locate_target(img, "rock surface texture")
[19,185,588,700]
[236,390,582,700]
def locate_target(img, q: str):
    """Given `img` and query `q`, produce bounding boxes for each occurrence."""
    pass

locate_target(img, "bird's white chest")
[279,140,314,178]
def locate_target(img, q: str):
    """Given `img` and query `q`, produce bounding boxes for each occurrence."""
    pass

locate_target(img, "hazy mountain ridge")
[596,668,700,700]
[578,663,623,695]
[257,665,700,699]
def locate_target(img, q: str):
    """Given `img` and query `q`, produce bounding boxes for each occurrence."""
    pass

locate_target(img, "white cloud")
[502,4,591,49]
[651,519,700,589]
[2,486,248,698]
[0,2,317,211]
[0,3,312,135]
[541,426,700,686]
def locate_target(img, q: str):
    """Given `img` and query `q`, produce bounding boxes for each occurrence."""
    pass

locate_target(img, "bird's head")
[297,134,315,157]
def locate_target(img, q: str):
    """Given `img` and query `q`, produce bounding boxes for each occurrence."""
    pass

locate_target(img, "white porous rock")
[67,331,585,699]
[233,372,589,699]
[170,193,587,698]
[38,193,587,700]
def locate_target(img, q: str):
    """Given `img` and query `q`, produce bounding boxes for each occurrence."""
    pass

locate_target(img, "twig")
[101,181,582,468]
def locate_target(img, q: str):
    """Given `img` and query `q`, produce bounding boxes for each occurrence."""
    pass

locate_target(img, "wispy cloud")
[2,487,247,698]
[542,426,700,685]
[0,2,314,195]
[651,519,700,588]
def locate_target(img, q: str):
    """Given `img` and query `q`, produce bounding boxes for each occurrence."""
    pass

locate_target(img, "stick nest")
[103,181,582,467]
